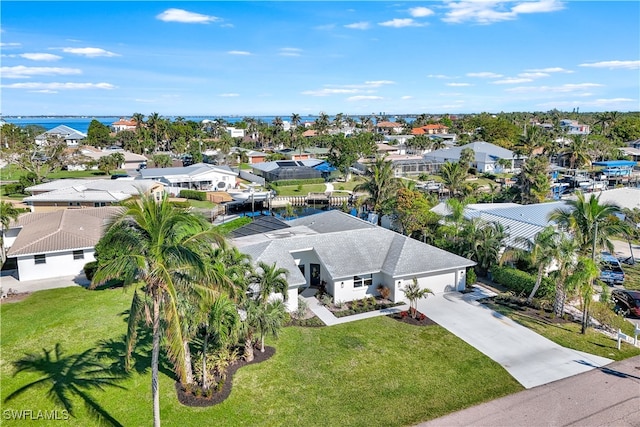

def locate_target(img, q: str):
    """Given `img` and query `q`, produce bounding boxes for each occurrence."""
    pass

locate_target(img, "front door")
[310,263,321,287]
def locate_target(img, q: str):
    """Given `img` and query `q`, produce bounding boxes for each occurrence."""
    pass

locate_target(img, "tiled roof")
[112,118,137,126]
[302,129,317,137]
[376,121,402,128]
[411,128,426,135]
[7,207,121,257]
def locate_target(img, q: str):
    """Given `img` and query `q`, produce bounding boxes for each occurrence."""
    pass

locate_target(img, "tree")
[290,113,301,128]
[353,155,400,224]
[0,201,21,263]
[253,299,286,353]
[253,261,289,304]
[459,147,475,169]
[566,257,599,334]
[152,154,172,168]
[501,226,561,304]
[91,194,224,427]
[97,152,124,176]
[402,278,433,318]
[558,135,592,170]
[551,234,580,317]
[86,119,112,148]
[439,161,467,197]
[514,155,550,204]
[5,344,124,426]
[394,188,438,237]
[548,192,624,257]
[462,220,507,276]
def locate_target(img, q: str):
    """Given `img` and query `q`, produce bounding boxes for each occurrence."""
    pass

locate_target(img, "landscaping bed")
[325,296,405,318]
[389,310,437,326]
[176,346,275,407]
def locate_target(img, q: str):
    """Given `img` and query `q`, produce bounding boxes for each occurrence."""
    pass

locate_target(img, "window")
[73,250,84,260]
[94,202,106,207]
[353,274,372,288]
[68,202,81,207]
[34,254,46,265]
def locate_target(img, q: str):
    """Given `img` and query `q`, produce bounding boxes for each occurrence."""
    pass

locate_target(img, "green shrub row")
[490,266,552,297]
[270,178,325,187]
[179,189,207,201]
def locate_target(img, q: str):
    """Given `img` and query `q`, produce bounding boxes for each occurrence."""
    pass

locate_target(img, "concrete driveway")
[418,287,613,389]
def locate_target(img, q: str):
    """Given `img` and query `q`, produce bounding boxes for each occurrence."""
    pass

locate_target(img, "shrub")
[466,268,477,286]
[377,284,391,300]
[84,261,98,280]
[179,189,207,201]
[320,294,332,307]
[490,266,552,297]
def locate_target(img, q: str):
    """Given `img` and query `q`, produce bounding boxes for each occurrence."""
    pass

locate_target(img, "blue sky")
[1,1,639,116]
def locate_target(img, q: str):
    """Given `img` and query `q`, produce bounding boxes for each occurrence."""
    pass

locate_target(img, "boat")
[228,188,275,202]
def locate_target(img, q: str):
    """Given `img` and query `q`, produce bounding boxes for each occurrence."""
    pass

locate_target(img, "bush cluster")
[270,178,325,187]
[179,189,207,201]
[490,266,553,297]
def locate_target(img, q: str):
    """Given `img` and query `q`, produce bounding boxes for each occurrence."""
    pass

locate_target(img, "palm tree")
[253,261,289,304]
[353,155,400,224]
[0,201,21,263]
[515,155,550,204]
[253,299,286,353]
[439,161,467,197]
[315,112,330,135]
[548,192,624,258]
[290,113,301,128]
[559,135,592,170]
[90,194,224,427]
[566,257,599,334]
[147,112,162,152]
[402,278,433,318]
[462,220,507,276]
[501,226,561,304]
[5,344,124,426]
[551,234,580,317]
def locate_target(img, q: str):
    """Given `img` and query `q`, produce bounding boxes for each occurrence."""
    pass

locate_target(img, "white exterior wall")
[286,288,299,312]
[395,270,462,302]
[331,272,384,304]
[16,249,95,281]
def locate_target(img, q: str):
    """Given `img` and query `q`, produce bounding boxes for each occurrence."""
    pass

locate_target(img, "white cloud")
[344,22,371,30]
[156,8,220,24]
[62,47,119,57]
[364,80,395,87]
[279,47,302,57]
[467,72,503,78]
[347,95,383,101]
[526,67,574,73]
[409,7,435,17]
[506,83,603,93]
[301,88,360,96]
[19,53,62,61]
[1,66,82,79]
[447,82,472,87]
[0,42,21,48]
[492,77,533,84]
[219,93,239,97]
[518,72,549,78]
[427,74,456,79]
[228,50,251,55]
[443,0,565,24]
[379,18,426,28]
[2,82,115,90]
[401,95,413,100]
[30,89,58,94]
[579,60,640,70]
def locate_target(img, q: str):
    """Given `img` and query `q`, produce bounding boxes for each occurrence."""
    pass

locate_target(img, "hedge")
[490,266,553,297]
[270,178,325,187]
[179,189,207,201]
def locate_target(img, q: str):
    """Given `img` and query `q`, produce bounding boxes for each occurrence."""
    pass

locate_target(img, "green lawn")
[486,302,640,361]
[623,262,640,291]
[274,184,328,196]
[1,287,522,426]
[0,165,116,181]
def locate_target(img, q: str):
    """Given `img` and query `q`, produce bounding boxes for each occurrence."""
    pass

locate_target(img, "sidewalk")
[300,287,409,326]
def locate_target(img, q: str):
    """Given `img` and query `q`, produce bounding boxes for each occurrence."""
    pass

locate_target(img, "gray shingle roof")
[424,141,516,162]
[232,211,474,283]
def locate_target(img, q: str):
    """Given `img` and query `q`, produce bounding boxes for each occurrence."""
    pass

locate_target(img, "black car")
[611,289,640,317]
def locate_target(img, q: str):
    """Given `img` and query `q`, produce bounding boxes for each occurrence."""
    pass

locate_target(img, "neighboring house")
[35,125,86,147]
[431,201,569,250]
[277,147,329,161]
[411,124,449,135]
[250,159,336,182]
[231,147,268,164]
[621,139,640,162]
[139,162,237,193]
[225,127,245,138]
[111,118,138,133]
[565,187,640,211]
[66,146,148,171]
[5,207,120,281]
[423,141,520,173]
[302,129,317,137]
[375,121,404,135]
[23,179,164,212]
[560,119,590,135]
[232,210,474,312]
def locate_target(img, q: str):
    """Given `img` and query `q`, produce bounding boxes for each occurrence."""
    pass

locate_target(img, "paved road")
[418,288,613,389]
[419,354,640,427]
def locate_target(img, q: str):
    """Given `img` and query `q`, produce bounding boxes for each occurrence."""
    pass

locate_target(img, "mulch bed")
[388,310,437,326]
[0,292,31,304]
[175,346,276,407]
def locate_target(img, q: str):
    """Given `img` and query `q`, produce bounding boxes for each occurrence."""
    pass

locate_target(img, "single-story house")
[66,146,148,171]
[250,159,336,182]
[565,187,640,211]
[232,210,475,312]
[5,207,121,281]
[23,179,164,212]
[139,163,237,193]
[277,147,330,161]
[35,125,86,147]
[423,141,521,173]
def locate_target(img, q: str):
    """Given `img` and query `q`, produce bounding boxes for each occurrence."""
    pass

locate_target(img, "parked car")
[599,252,625,285]
[611,289,640,317]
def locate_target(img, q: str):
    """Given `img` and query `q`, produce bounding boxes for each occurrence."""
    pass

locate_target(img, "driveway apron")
[418,289,613,389]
